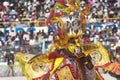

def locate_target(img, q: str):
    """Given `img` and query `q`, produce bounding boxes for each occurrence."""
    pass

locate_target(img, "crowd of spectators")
[84,0,120,62]
[87,0,120,20]
[0,0,119,23]
[0,0,55,21]
[0,0,120,63]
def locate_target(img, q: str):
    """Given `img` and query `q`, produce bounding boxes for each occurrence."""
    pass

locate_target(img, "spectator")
[6,51,14,76]
[112,25,118,34]
[38,0,45,16]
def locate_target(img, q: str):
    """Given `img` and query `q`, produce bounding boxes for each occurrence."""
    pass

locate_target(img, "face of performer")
[67,38,84,58]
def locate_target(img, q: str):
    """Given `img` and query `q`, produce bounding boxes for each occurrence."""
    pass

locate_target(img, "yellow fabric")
[56,66,75,80]
[86,42,110,66]
[15,52,35,80]
[50,57,64,75]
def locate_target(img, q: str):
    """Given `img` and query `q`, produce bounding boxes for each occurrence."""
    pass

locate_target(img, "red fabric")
[57,0,66,6]
[77,59,86,80]
[54,12,65,17]
[83,37,90,43]
[96,62,120,75]
[46,9,55,25]
[48,9,54,20]
[48,52,63,60]
[0,6,6,10]
[57,29,65,39]
[94,63,111,69]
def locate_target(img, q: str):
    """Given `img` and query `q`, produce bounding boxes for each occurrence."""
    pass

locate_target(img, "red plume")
[57,28,65,39]
[57,0,66,6]
[46,9,55,25]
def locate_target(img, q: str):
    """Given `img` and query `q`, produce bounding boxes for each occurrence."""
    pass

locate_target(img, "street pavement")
[0,77,26,80]
[0,73,117,80]
[0,62,26,80]
[0,62,23,77]
[0,62,117,80]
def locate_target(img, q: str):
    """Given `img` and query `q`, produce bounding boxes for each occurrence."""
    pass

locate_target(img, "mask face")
[67,38,77,54]
[67,38,83,58]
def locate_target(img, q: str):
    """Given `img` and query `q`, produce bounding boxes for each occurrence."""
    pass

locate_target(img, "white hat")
[3,1,9,7]
[10,3,14,6]
[104,9,108,12]
[10,51,14,54]
[15,18,19,21]
[15,37,19,41]
[0,41,2,47]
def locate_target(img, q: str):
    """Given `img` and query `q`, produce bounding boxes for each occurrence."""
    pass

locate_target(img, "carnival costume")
[14,0,110,80]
